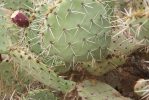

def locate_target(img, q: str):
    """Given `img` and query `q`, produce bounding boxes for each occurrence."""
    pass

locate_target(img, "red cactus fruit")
[11,10,29,28]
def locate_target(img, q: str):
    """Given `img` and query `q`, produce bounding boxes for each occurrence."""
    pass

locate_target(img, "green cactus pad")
[77,80,132,100]
[27,0,111,63]
[22,89,57,100]
[9,46,76,93]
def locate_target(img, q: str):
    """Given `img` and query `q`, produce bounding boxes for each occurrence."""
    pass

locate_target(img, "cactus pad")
[77,80,132,100]
[26,0,111,63]
[9,46,76,93]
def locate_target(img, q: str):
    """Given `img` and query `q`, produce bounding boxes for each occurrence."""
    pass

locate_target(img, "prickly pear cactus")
[9,46,75,93]
[22,89,57,100]
[77,80,132,100]
[1,0,149,99]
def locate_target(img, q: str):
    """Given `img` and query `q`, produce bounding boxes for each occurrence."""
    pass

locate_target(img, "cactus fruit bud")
[11,10,29,28]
